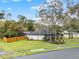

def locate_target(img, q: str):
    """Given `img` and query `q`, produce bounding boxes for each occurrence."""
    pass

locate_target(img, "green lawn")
[0,38,79,59]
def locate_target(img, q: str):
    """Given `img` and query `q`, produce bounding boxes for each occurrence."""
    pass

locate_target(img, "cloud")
[12,0,22,2]
[31,6,39,10]
[31,6,37,10]
[1,0,8,3]
[1,0,32,3]
[27,0,32,2]
[1,0,22,3]
[7,8,12,10]
[46,0,52,3]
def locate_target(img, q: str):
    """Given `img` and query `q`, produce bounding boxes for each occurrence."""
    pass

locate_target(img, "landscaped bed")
[0,38,79,59]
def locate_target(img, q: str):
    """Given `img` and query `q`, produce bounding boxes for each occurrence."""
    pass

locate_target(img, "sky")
[0,0,79,20]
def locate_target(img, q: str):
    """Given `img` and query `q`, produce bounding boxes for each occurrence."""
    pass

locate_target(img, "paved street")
[11,48,79,59]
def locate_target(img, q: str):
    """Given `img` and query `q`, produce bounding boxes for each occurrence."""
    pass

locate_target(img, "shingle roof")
[27,29,54,35]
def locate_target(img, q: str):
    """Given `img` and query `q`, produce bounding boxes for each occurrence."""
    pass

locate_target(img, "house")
[24,29,54,40]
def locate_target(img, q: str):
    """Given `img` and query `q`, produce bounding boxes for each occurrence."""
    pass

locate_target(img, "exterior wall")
[64,33,79,38]
[64,34,69,38]
[26,35,44,40]
[73,33,79,37]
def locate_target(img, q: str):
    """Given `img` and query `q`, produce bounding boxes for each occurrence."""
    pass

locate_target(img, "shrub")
[4,30,18,38]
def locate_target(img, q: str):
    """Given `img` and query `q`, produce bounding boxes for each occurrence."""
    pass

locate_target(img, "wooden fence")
[3,36,28,43]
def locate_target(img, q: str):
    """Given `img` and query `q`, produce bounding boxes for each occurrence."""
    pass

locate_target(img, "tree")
[0,19,24,38]
[6,13,12,20]
[0,20,5,38]
[17,15,26,21]
[0,10,5,19]
[64,0,79,39]
[38,0,64,43]
[27,20,35,31]
[17,15,27,31]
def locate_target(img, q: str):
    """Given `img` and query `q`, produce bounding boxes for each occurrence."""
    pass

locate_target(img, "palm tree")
[6,13,12,20]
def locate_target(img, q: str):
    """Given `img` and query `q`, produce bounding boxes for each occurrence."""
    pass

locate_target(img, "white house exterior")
[24,29,53,40]
[63,31,79,38]
[26,35,44,40]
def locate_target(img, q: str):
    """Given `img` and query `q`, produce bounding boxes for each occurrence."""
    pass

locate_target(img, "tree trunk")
[69,31,73,39]
[54,31,57,43]
[71,31,73,39]
[68,31,71,38]
[49,34,52,43]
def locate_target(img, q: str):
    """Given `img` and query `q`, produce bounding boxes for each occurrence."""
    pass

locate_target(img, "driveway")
[11,48,79,59]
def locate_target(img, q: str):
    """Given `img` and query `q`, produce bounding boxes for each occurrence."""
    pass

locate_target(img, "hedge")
[3,36,29,43]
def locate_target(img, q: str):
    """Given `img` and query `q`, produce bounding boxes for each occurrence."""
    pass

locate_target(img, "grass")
[0,38,79,59]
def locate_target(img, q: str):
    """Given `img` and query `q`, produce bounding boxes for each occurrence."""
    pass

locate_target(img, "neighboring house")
[63,31,79,38]
[24,29,54,40]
